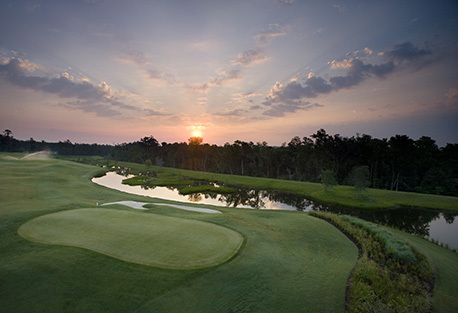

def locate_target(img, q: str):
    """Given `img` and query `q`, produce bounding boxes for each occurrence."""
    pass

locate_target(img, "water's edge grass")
[63,156,458,212]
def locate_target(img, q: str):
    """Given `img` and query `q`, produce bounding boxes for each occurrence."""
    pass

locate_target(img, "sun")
[192,130,202,138]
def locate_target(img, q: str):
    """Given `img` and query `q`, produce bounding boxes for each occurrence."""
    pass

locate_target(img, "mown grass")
[310,212,435,313]
[19,208,243,270]
[0,153,358,312]
[65,157,458,212]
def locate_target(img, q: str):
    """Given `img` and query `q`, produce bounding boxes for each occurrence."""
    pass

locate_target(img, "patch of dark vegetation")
[122,171,195,187]
[178,185,236,195]
[310,211,435,313]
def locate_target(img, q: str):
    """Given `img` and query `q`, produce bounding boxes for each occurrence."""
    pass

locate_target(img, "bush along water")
[309,211,435,313]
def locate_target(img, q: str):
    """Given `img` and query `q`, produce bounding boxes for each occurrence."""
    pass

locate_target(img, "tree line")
[1,128,457,197]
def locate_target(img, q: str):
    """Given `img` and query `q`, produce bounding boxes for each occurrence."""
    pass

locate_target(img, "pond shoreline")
[93,171,458,250]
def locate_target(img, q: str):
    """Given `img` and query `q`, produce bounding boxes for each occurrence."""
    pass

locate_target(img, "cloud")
[211,69,241,85]
[213,109,246,117]
[263,102,322,117]
[0,58,135,117]
[254,24,287,44]
[123,50,151,66]
[445,88,458,106]
[263,77,332,106]
[60,100,122,117]
[232,48,268,66]
[260,42,437,116]
[385,42,431,61]
[333,4,346,13]
[1,56,41,72]
[187,83,210,94]
[276,0,295,7]
[143,108,171,116]
[233,92,258,103]
[187,69,240,94]
[147,69,176,84]
[119,50,176,84]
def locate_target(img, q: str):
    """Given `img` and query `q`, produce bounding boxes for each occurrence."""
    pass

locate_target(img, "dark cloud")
[0,58,135,116]
[385,42,432,62]
[261,42,436,116]
[263,77,332,107]
[263,101,322,117]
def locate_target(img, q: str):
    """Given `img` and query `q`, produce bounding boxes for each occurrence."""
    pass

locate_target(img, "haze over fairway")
[0,0,457,145]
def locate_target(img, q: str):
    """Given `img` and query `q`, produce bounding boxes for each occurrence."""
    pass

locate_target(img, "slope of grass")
[390,229,458,313]
[66,157,458,212]
[19,208,243,269]
[0,154,358,312]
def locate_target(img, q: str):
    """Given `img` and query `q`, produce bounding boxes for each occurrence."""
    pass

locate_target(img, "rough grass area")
[0,154,358,312]
[67,157,458,212]
[310,212,435,313]
[390,229,458,313]
[19,208,243,269]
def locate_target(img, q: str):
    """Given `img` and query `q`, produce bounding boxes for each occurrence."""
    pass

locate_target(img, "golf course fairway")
[5,154,457,312]
[18,208,243,269]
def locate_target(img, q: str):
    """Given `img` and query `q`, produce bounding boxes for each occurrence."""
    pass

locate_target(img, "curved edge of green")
[18,208,244,270]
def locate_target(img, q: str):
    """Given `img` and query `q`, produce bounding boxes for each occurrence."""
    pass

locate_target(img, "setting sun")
[192,130,202,138]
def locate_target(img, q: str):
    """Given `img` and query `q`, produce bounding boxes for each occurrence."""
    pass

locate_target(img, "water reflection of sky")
[93,172,457,250]
[93,172,254,209]
[429,216,458,248]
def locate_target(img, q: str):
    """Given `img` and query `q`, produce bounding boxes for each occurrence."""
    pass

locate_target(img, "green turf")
[18,208,243,270]
[0,154,358,312]
[389,228,458,313]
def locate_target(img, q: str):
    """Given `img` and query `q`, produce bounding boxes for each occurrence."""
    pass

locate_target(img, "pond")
[93,171,458,250]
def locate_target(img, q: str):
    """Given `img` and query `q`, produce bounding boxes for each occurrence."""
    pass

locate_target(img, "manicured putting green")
[18,208,243,269]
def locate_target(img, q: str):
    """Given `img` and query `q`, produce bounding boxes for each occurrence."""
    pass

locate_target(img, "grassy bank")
[390,229,458,313]
[0,154,358,312]
[310,212,434,313]
[67,157,458,212]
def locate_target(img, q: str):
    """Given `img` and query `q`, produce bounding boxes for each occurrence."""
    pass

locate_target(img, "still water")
[93,171,458,250]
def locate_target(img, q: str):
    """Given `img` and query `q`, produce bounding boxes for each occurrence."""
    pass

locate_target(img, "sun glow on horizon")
[192,130,202,138]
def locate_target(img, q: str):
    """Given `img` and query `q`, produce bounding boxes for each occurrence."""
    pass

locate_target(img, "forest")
[1,128,457,197]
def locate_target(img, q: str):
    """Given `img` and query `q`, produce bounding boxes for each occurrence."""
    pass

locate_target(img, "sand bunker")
[102,200,222,214]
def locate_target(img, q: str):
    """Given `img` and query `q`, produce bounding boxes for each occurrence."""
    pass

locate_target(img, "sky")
[1,0,457,146]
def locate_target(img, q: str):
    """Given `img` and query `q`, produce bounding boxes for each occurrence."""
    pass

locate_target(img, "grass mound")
[18,208,243,270]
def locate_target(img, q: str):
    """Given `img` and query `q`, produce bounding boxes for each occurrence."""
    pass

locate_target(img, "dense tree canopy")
[1,129,457,196]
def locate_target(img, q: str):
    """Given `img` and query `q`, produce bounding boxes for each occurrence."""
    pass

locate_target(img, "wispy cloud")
[122,50,151,66]
[118,49,176,85]
[232,48,268,66]
[213,108,247,117]
[445,88,458,106]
